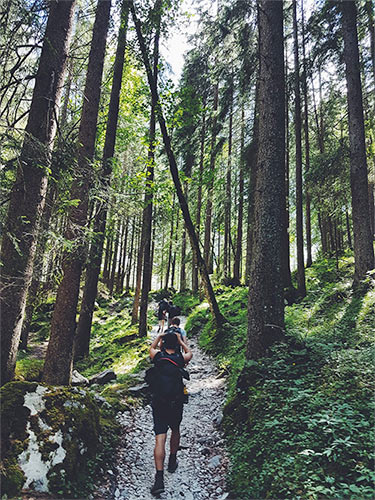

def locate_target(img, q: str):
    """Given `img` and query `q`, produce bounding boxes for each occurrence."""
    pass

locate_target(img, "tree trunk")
[109,219,120,295]
[43,0,111,385]
[281,38,295,302]
[293,0,306,298]
[131,2,224,327]
[301,0,312,268]
[203,84,219,268]
[180,181,188,291]
[118,218,130,293]
[139,3,160,337]
[233,104,245,285]
[224,94,233,280]
[0,0,76,385]
[164,206,174,290]
[192,107,206,292]
[20,181,57,350]
[342,1,375,283]
[246,0,285,360]
[125,218,136,293]
[245,80,260,285]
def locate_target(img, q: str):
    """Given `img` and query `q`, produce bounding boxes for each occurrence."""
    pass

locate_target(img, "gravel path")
[94,319,229,500]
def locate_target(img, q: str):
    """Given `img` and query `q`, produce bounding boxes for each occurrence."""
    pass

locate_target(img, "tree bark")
[224,94,233,280]
[233,104,245,285]
[131,2,224,327]
[281,38,295,302]
[293,0,306,298]
[43,0,111,385]
[0,0,76,385]
[192,108,206,292]
[342,1,375,283]
[203,84,219,268]
[246,0,285,360]
[245,80,260,285]
[139,2,160,337]
[301,0,312,268]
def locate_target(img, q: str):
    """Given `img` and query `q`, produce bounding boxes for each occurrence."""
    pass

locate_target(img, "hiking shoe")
[151,474,165,496]
[167,457,178,473]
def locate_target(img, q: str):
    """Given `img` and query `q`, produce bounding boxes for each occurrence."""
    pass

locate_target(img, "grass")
[185,255,375,500]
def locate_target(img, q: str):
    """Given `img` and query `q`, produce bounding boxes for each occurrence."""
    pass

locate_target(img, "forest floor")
[93,318,230,500]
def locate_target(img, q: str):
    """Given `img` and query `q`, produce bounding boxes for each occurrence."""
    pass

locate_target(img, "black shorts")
[152,399,183,435]
[158,311,166,320]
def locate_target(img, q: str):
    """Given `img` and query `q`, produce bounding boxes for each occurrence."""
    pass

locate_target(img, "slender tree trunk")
[192,108,206,292]
[301,0,312,268]
[180,181,188,291]
[233,104,245,285]
[119,218,130,292]
[20,181,57,350]
[115,222,126,293]
[281,39,295,302]
[293,0,306,298]
[0,0,76,385]
[131,216,144,322]
[131,2,224,326]
[43,0,111,385]
[342,1,375,283]
[164,207,174,290]
[125,219,136,293]
[139,2,160,337]
[224,93,233,280]
[103,232,112,282]
[203,84,219,268]
[109,219,120,295]
[245,80,260,285]
[246,0,285,359]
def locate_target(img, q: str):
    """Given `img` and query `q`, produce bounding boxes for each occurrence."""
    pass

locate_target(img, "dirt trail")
[94,318,229,500]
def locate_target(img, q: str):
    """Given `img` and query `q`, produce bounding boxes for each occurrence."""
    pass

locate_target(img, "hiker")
[170,316,187,343]
[157,298,169,333]
[148,331,192,496]
[167,301,181,327]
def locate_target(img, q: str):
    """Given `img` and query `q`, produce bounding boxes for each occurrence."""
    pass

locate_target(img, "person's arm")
[150,334,164,360]
[177,333,192,364]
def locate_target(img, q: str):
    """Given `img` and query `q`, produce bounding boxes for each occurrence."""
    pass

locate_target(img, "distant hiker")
[148,331,192,496]
[167,301,181,327]
[157,298,169,333]
[170,316,187,342]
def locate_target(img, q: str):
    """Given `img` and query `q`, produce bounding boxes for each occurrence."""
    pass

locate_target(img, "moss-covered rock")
[1,381,100,497]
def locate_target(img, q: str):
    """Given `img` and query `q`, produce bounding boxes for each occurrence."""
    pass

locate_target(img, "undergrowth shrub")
[188,256,375,499]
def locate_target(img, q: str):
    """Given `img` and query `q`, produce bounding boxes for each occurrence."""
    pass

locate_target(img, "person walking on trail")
[167,301,181,328]
[170,316,188,343]
[157,298,169,333]
[149,331,192,496]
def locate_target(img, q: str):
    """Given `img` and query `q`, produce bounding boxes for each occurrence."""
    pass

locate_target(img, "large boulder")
[1,381,100,497]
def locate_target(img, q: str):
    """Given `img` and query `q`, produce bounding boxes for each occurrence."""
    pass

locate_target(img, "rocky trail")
[94,319,230,500]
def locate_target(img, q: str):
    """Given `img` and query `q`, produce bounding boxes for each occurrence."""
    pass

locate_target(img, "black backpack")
[168,304,181,317]
[145,352,189,402]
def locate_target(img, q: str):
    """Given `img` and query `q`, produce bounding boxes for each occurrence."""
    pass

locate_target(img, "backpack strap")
[157,356,180,368]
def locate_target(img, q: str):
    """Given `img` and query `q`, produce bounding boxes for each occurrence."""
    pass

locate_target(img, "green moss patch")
[1,381,100,498]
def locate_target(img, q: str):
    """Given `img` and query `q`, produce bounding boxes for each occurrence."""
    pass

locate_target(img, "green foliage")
[172,290,200,315]
[188,256,375,499]
[15,357,44,382]
[75,298,149,379]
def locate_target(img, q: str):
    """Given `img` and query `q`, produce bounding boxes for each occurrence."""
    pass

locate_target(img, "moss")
[15,358,44,382]
[1,382,101,497]
[0,457,26,498]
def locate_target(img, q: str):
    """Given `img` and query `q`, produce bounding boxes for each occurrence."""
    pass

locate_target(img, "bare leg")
[154,433,167,470]
[170,428,180,454]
